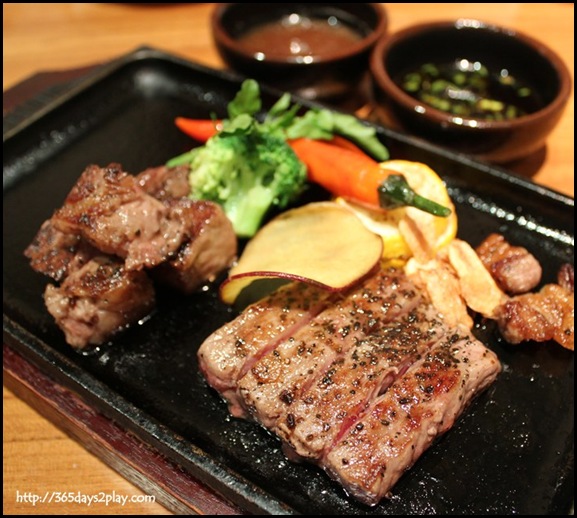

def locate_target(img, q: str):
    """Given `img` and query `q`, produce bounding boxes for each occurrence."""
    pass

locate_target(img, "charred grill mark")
[279,390,294,405]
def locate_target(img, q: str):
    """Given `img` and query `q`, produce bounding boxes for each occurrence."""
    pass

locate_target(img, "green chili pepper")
[378,174,452,217]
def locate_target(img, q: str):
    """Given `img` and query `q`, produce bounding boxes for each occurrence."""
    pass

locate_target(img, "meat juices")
[198,267,502,504]
[25,163,237,349]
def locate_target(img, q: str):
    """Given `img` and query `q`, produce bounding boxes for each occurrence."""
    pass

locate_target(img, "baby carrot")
[174,117,222,142]
[174,117,366,154]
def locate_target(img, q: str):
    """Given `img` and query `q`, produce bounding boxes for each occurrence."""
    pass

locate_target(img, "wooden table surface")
[3,3,574,515]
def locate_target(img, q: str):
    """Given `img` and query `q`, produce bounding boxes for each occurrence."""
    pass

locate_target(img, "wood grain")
[3,3,574,515]
[3,345,246,515]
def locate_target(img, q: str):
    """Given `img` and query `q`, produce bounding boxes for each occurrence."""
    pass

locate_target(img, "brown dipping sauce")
[238,14,363,60]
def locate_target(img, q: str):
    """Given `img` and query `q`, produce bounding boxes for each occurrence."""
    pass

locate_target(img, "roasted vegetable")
[220,202,383,305]
[289,139,451,217]
[378,174,452,217]
[167,79,391,237]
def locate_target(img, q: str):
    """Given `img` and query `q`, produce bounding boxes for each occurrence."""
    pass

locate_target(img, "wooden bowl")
[370,19,572,163]
[212,3,388,101]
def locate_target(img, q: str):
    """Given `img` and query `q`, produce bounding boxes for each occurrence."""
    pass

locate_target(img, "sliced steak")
[277,303,446,460]
[151,199,237,293]
[198,281,333,417]
[236,268,424,430]
[51,163,187,270]
[323,328,501,505]
[44,255,155,349]
[198,265,503,505]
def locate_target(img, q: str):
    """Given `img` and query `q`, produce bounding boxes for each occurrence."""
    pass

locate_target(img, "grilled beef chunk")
[475,233,542,294]
[44,255,155,349]
[495,264,574,350]
[26,163,237,348]
[24,219,97,282]
[136,164,190,200]
[137,165,237,293]
[198,267,502,504]
[51,163,188,270]
[151,198,237,294]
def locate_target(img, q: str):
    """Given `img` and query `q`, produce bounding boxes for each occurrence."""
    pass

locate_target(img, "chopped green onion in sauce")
[397,59,543,120]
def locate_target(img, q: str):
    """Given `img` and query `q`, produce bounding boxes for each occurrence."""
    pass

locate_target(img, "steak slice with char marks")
[323,327,501,505]
[237,268,424,430]
[277,303,446,460]
[197,281,333,417]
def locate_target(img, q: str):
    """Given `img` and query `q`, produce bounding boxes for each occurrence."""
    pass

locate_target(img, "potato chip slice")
[220,202,383,305]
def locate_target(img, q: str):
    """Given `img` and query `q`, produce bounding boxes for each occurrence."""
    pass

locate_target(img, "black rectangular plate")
[3,47,574,515]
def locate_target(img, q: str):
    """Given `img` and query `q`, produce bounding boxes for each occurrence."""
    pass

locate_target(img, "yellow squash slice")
[336,160,457,261]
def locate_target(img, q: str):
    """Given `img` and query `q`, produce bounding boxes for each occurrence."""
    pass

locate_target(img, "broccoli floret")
[187,131,307,238]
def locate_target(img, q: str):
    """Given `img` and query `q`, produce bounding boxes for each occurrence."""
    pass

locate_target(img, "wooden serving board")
[3,344,245,515]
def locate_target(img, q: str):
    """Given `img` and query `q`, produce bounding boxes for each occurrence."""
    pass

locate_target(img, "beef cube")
[44,255,155,349]
[51,163,187,270]
[24,219,97,282]
[151,199,237,293]
[136,164,191,200]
